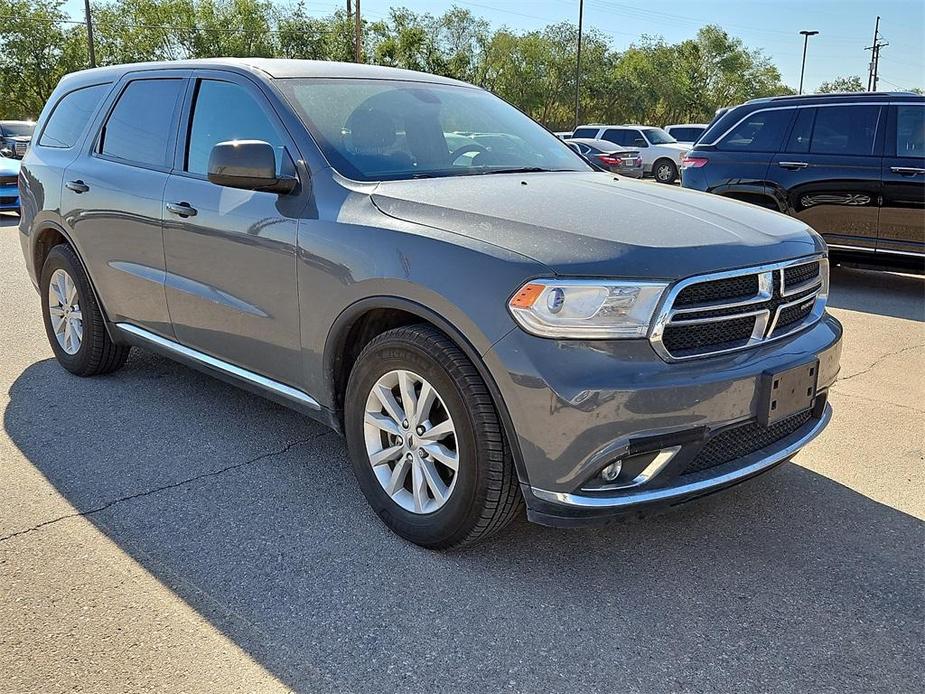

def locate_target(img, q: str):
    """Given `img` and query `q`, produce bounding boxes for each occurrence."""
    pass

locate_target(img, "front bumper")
[484,313,842,526]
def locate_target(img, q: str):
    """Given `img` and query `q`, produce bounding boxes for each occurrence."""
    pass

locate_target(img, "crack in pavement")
[0,431,333,544]
[837,344,924,382]
[829,388,925,415]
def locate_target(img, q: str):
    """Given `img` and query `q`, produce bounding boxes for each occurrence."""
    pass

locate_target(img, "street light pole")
[798,30,818,94]
[83,0,97,68]
[574,0,584,130]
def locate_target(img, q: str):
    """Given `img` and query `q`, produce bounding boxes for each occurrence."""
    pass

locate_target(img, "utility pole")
[83,0,96,68]
[798,30,818,94]
[866,17,888,91]
[354,0,362,63]
[574,0,584,130]
[346,0,352,21]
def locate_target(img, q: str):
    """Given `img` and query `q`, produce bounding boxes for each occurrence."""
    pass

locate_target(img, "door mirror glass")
[633,138,648,147]
[207,140,296,193]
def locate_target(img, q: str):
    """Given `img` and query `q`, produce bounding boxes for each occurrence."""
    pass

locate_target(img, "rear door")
[768,103,883,250]
[879,102,925,257]
[60,71,188,338]
[162,71,304,386]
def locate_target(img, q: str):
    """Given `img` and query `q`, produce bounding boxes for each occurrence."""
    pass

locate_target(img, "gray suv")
[18,59,843,548]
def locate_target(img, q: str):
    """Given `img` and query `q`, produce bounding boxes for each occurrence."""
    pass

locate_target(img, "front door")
[60,72,188,338]
[879,103,925,257]
[767,104,883,251]
[162,73,304,386]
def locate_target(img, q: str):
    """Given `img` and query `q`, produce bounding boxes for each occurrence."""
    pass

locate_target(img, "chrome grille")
[14,141,27,156]
[650,257,828,361]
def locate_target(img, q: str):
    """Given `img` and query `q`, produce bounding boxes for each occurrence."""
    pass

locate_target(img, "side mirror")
[0,147,12,158]
[207,140,297,194]
[633,139,648,148]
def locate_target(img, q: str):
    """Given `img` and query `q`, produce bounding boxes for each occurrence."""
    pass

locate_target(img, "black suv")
[681,93,924,266]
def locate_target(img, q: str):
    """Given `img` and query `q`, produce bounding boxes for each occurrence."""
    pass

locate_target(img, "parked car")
[0,155,20,213]
[681,92,924,267]
[569,124,688,182]
[0,120,35,158]
[553,131,572,139]
[19,59,841,548]
[565,138,643,177]
[665,123,707,145]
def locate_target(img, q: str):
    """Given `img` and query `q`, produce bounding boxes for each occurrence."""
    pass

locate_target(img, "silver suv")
[18,59,842,548]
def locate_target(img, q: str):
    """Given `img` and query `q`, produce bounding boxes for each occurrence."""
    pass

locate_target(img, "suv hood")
[371,172,821,278]
[657,142,689,152]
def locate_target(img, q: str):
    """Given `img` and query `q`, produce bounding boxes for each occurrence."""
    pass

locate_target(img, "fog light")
[601,460,622,482]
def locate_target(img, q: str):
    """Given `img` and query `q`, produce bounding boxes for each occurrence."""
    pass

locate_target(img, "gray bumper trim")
[531,403,832,508]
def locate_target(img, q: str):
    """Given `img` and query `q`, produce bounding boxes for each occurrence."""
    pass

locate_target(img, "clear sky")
[62,0,925,91]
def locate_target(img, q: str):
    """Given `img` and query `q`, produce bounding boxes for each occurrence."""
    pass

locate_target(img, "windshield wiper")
[467,167,571,175]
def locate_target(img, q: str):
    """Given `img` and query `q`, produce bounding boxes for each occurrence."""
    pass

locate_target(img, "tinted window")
[572,127,600,139]
[895,105,924,157]
[99,79,183,167]
[38,84,109,148]
[810,105,880,156]
[785,108,815,153]
[718,109,793,152]
[641,128,676,144]
[2,122,35,137]
[669,127,704,142]
[602,129,638,146]
[186,80,284,175]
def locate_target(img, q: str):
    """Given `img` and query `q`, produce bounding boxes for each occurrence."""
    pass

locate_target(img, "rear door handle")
[166,201,197,218]
[890,166,925,176]
[65,180,90,193]
[777,161,809,170]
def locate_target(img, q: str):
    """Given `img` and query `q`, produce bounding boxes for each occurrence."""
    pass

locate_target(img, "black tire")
[344,324,523,549]
[40,244,130,376]
[653,158,678,184]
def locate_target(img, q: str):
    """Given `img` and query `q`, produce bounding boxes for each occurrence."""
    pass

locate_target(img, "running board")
[114,323,321,412]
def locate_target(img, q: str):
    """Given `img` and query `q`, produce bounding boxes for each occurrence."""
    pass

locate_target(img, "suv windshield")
[276,78,589,182]
[640,128,676,145]
[1,122,35,137]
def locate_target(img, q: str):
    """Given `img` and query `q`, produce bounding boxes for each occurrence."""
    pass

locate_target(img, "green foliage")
[817,75,866,93]
[0,1,803,124]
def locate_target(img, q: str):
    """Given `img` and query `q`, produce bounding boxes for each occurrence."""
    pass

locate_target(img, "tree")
[817,75,865,93]
[0,0,87,118]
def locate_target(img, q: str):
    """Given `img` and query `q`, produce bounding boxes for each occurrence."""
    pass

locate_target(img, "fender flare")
[325,295,530,486]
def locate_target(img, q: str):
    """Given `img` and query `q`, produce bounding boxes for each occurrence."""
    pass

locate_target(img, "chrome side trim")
[826,244,924,258]
[115,323,321,410]
[533,403,832,508]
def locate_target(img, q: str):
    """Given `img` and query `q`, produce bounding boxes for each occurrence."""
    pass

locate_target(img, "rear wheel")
[40,244,130,376]
[344,324,523,548]
[654,158,678,184]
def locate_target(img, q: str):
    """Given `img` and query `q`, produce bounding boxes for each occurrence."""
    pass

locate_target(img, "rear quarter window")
[717,109,794,152]
[572,127,600,139]
[38,83,111,149]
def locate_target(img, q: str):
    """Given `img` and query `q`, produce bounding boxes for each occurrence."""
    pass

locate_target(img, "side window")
[99,79,184,167]
[601,130,627,146]
[785,108,816,153]
[571,127,599,139]
[717,109,793,152]
[630,130,648,147]
[186,80,284,176]
[809,105,880,156]
[895,105,924,157]
[38,83,110,149]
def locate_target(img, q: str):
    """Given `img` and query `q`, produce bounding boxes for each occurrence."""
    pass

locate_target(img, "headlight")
[509,279,668,339]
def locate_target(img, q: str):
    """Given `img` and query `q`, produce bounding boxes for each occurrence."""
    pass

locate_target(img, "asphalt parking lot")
[0,211,922,693]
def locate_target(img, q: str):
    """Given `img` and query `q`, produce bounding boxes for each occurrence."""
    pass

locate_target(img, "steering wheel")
[449,142,489,163]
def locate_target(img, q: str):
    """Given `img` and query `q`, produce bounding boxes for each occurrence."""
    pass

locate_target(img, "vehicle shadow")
[4,353,923,692]
[829,264,924,321]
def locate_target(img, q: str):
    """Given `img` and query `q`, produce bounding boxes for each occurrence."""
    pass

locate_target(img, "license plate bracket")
[759,360,819,426]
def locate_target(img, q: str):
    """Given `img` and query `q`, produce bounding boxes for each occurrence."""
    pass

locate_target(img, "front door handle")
[65,180,90,193]
[778,161,809,170]
[890,166,925,176]
[166,201,198,218]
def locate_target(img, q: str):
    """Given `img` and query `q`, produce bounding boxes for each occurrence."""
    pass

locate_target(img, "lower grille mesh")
[684,409,815,475]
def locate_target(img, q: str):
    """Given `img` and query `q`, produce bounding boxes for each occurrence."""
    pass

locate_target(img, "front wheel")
[654,158,678,184]
[344,324,523,548]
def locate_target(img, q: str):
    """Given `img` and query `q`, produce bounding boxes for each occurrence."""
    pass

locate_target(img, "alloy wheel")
[47,268,83,355]
[363,369,459,514]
